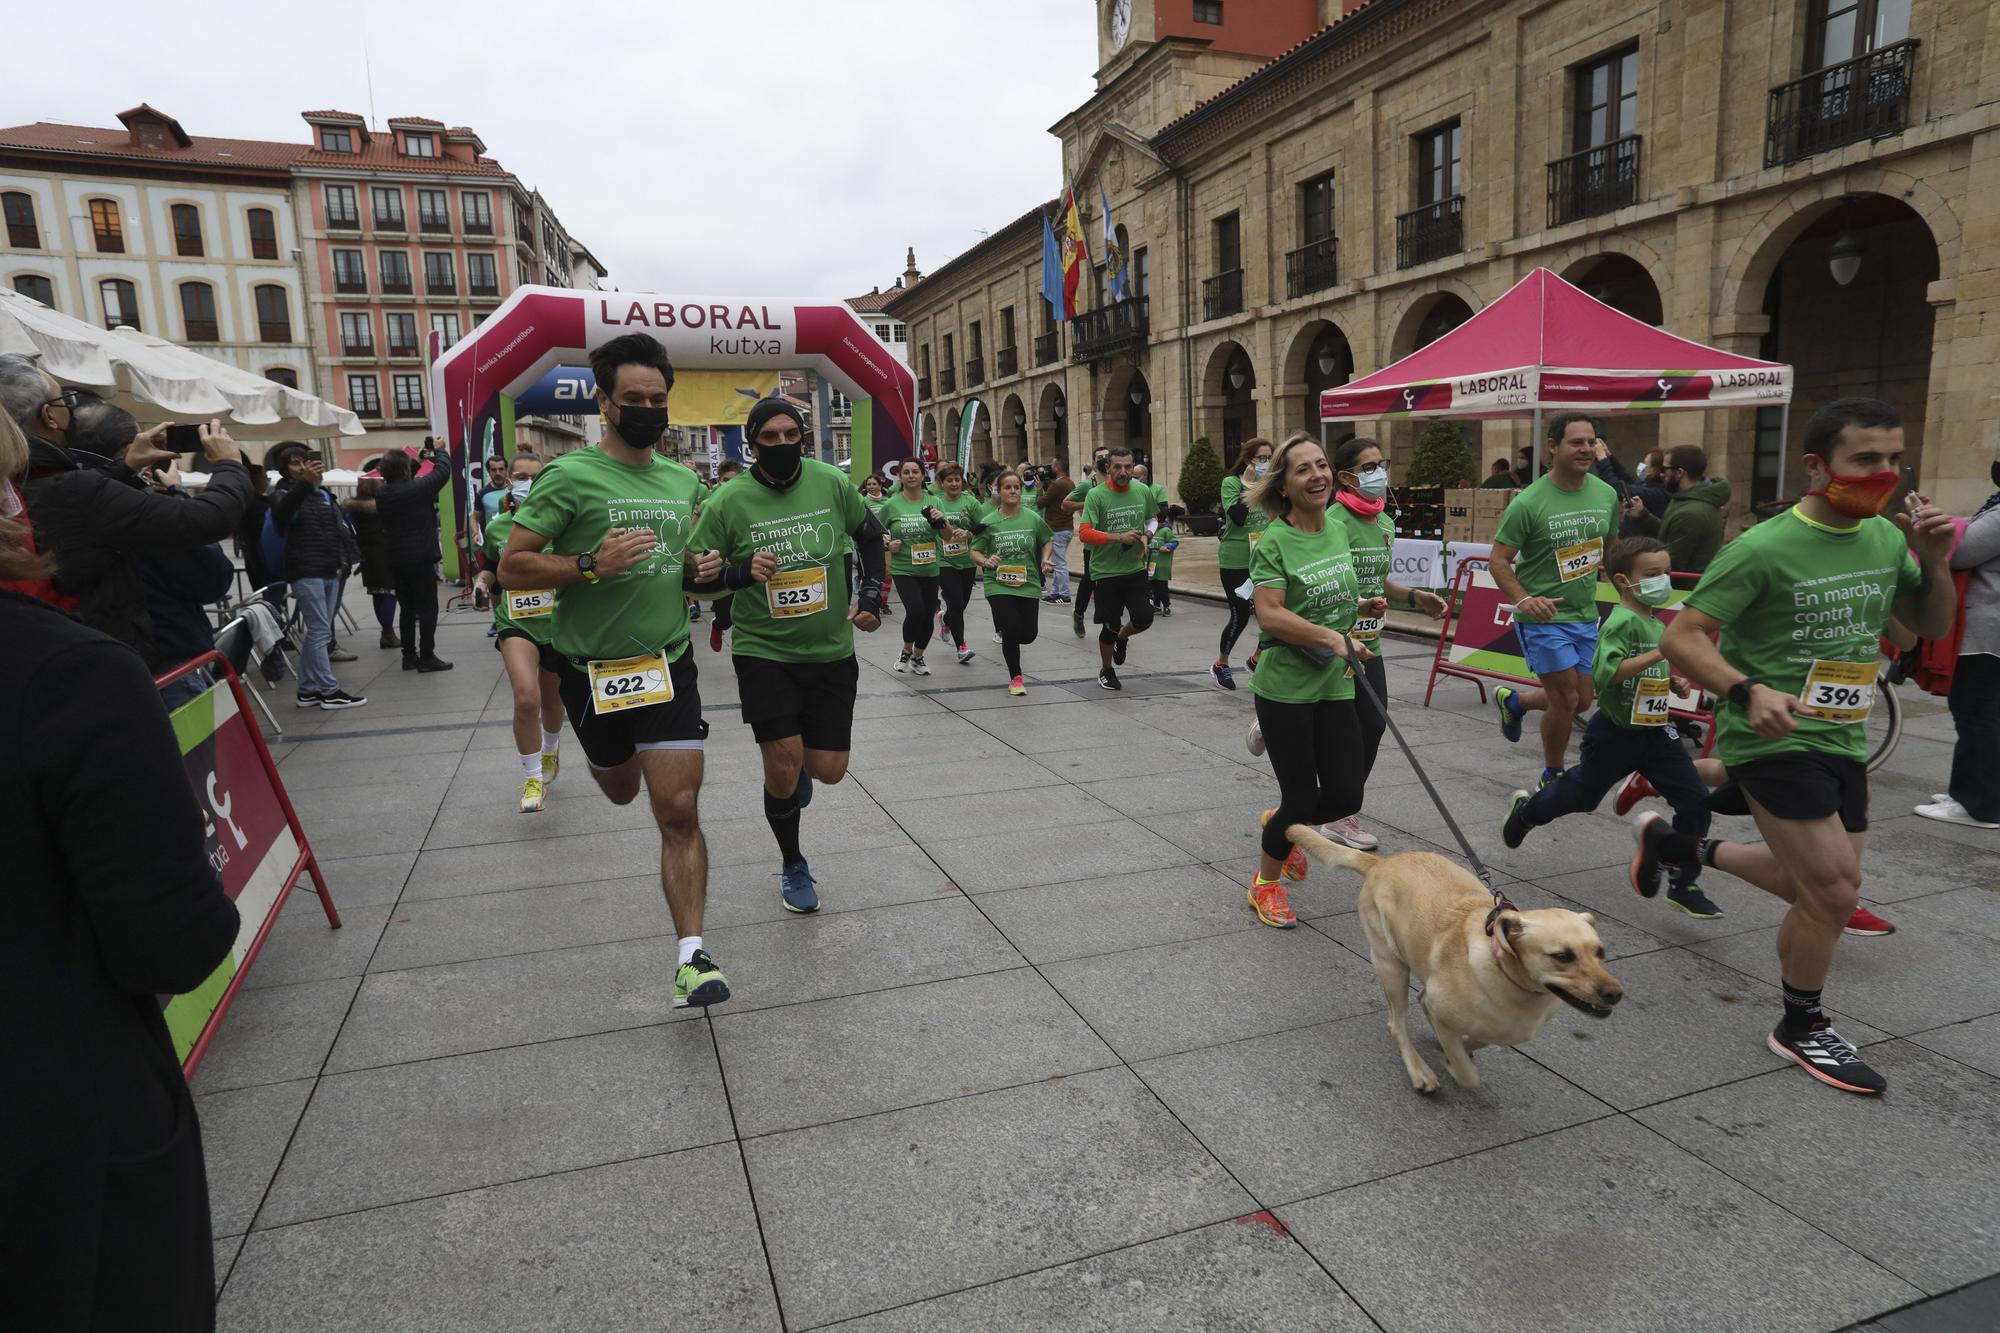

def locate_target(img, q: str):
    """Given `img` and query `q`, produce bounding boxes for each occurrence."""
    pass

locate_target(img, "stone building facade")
[890,0,1999,517]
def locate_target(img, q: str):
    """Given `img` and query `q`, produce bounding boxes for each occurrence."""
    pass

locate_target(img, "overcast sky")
[7,0,1100,299]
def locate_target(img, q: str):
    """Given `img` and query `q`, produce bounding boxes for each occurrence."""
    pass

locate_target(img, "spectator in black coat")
[1,523,239,1331]
[268,441,366,709]
[1590,436,1671,536]
[238,459,277,594]
[374,444,455,671]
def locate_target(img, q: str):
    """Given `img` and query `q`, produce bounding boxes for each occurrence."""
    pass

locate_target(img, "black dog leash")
[1338,631,1516,935]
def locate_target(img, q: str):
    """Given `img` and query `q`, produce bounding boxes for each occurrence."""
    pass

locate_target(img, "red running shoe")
[1614,773,1655,817]
[1845,906,1896,937]
[709,621,724,653]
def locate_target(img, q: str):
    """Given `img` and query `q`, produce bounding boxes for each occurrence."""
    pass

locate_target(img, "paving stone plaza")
[200,583,2000,1332]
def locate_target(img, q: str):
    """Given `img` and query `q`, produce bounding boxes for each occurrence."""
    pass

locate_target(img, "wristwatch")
[1727,679,1758,709]
[576,552,601,585]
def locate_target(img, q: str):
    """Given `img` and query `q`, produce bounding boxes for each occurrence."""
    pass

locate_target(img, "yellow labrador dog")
[1290,826,1624,1094]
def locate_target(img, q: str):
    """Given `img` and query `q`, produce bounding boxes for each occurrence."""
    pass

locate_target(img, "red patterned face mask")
[1806,458,1900,519]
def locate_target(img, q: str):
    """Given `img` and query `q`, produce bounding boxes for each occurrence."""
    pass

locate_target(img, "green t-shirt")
[1328,504,1397,600]
[1248,517,1360,704]
[879,492,942,578]
[972,507,1055,600]
[1491,473,1621,623]
[1594,604,1671,731]
[929,490,984,570]
[1081,480,1153,579]
[1219,473,1273,571]
[1147,524,1178,582]
[1686,507,1922,764]
[482,509,556,643]
[510,445,700,663]
[689,458,870,664]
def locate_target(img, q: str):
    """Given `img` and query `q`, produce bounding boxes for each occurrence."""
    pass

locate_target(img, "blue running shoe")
[1496,686,1523,743]
[1211,663,1236,691]
[780,860,819,914]
[1539,766,1565,790]
[793,769,813,809]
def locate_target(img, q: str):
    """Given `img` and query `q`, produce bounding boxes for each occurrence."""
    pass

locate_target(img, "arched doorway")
[943,407,961,470]
[1201,341,1258,469]
[998,392,1028,465]
[1100,363,1153,469]
[1561,255,1667,466]
[921,411,939,464]
[1750,194,1939,508]
[1399,292,1474,355]
[966,398,993,470]
[1284,320,1354,437]
[1036,380,1069,472]
[1390,292,1478,469]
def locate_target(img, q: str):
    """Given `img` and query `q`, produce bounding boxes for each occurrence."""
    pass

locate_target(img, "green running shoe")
[1496,686,1523,743]
[1502,790,1533,849]
[673,949,731,1009]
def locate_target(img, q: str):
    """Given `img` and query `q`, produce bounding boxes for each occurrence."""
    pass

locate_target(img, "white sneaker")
[1914,798,1999,829]
[1246,718,1265,757]
[895,651,910,673]
[910,656,931,677]
[1321,815,1379,851]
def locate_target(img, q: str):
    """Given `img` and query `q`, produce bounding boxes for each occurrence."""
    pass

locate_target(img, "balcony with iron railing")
[1285,238,1339,299]
[1202,268,1244,321]
[964,356,984,387]
[184,320,219,343]
[419,213,452,235]
[1033,331,1059,366]
[341,338,374,358]
[260,321,291,345]
[334,276,368,295]
[918,375,932,400]
[1396,196,1464,270]
[387,340,420,359]
[464,218,493,235]
[1764,39,1919,168]
[939,366,956,394]
[427,278,457,297]
[1547,135,1642,227]
[1069,297,1149,363]
[469,282,501,299]
[996,345,1018,378]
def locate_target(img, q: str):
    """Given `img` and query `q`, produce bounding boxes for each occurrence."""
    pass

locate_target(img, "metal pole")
[1775,403,1791,499]
[1531,406,1543,471]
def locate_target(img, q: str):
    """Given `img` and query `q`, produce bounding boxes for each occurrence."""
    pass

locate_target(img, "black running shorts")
[1727,750,1870,832]
[553,648,706,770]
[733,653,859,750]
[1093,570,1154,631]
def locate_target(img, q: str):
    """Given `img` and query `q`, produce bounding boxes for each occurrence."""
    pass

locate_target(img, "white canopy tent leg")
[1531,406,1543,469]
[1775,403,1791,499]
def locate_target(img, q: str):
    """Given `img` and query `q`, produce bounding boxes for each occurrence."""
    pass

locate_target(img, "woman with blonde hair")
[0,410,61,602]
[1243,431,1376,929]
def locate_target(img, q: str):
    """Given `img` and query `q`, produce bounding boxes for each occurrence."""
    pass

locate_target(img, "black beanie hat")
[744,397,806,445]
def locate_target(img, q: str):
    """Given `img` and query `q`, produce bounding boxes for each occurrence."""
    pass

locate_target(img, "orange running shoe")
[1259,809,1309,882]
[1249,876,1297,929]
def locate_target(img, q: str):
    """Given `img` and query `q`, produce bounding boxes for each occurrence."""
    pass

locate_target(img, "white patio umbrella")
[0,288,363,441]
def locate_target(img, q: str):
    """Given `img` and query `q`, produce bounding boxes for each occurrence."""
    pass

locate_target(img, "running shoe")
[1322,816,1379,851]
[710,621,724,653]
[1767,1022,1886,1094]
[328,646,358,663]
[938,617,954,646]
[541,750,560,785]
[690,604,703,621]
[1246,717,1265,756]
[1008,676,1027,696]
[780,860,820,914]
[519,776,546,813]
[1260,809,1308,881]
[1914,798,2000,829]
[1249,876,1297,929]
[1539,767,1565,790]
[1629,810,1667,898]
[673,949,732,1009]
[295,691,325,709]
[894,650,910,673]
[317,689,369,710]
[1159,605,1172,617]
[1613,772,1655,817]
[1211,663,1237,691]
[1502,791,1533,849]
[957,645,976,665]
[1664,881,1724,918]
[1112,636,1128,667]
[1496,686,1523,743]
[793,769,814,810]
[1845,906,1896,936]
[1098,667,1121,691]
[909,656,931,677]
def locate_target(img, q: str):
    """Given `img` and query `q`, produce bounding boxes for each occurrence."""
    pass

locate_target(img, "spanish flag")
[1060,186,1089,319]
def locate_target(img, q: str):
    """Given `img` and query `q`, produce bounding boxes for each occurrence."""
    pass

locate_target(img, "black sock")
[1779,980,1824,1035]
[1699,838,1725,868]
[763,788,803,867]
[1657,830,1702,865]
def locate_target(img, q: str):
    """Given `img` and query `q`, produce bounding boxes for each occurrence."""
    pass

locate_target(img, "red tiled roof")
[116,104,191,146]
[846,288,905,314]
[387,115,445,128]
[294,139,513,177]
[302,109,365,121]
[0,120,301,171]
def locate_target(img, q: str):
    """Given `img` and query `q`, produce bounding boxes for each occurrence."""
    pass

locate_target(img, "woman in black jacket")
[343,469,401,650]
[373,447,454,671]
[0,497,239,1331]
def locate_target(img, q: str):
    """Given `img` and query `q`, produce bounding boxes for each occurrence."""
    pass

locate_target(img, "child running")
[1148,520,1178,616]
[1501,537,1722,918]
[970,467,1055,696]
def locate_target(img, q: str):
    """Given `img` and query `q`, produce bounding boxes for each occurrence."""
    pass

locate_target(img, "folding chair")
[216,617,283,737]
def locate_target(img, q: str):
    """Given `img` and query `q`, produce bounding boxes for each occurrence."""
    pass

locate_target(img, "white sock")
[519,750,542,779]
[678,935,703,966]
[541,729,561,754]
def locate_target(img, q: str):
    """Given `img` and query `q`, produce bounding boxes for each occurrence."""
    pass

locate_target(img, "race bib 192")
[1556,536,1603,583]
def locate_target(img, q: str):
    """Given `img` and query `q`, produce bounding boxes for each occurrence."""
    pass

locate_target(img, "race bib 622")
[587,652,673,715]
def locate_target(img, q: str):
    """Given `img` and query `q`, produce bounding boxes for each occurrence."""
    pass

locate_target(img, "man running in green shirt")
[1078,446,1156,690]
[689,398,889,914]
[1490,413,1622,786]
[500,333,728,1010]
[1652,398,1956,1094]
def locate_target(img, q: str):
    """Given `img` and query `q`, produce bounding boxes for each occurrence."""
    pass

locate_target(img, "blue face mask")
[1253,459,1270,478]
[1355,468,1390,500]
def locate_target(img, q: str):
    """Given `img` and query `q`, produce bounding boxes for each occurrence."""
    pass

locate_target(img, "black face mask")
[1991,459,2000,491]
[611,404,669,449]
[756,442,803,482]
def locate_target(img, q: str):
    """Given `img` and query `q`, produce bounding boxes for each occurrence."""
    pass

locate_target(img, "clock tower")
[1097,0,1143,73]
[1096,0,1322,79]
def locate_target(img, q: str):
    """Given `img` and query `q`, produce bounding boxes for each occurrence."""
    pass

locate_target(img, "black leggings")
[897,575,940,653]
[1353,652,1388,780]
[990,596,1040,677]
[1219,565,1253,659]
[1075,546,1094,613]
[391,560,438,659]
[1256,693,1365,860]
[939,567,977,645]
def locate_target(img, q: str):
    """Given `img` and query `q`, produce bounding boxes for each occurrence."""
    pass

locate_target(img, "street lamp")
[1012,408,1026,428]
[1129,386,1145,405]
[1053,397,1065,419]
[1316,346,1338,377]
[1228,365,1247,390]
[1828,229,1865,287]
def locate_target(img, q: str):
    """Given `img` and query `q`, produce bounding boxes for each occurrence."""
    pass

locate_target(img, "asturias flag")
[1060,187,1089,319]
[1041,211,1065,325]
[1100,184,1128,303]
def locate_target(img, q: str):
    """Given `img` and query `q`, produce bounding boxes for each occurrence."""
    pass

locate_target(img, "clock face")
[1110,0,1131,49]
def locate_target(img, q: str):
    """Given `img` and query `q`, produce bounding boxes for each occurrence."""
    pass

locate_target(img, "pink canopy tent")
[1320,266,1795,481]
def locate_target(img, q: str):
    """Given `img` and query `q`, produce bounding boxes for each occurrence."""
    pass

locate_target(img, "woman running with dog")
[970,467,1055,696]
[880,457,947,675]
[1245,432,1381,929]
